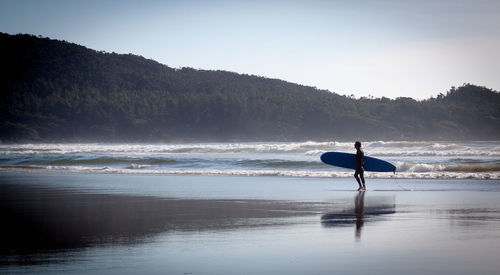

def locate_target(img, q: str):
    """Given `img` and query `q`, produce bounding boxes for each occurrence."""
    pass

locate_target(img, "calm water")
[1,141,499,179]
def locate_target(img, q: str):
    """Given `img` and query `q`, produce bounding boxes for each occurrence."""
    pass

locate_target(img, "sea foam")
[1,141,499,180]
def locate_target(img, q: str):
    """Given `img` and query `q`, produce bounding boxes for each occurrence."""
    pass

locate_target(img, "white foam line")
[1,166,499,179]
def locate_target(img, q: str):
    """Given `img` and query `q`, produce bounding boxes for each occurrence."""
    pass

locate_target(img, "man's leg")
[354,170,362,188]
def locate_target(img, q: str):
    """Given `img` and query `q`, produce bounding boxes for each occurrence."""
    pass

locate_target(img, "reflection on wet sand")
[321,191,396,240]
[0,183,324,265]
[354,191,365,239]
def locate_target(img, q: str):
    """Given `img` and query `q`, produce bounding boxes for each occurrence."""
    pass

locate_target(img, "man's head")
[354,141,361,149]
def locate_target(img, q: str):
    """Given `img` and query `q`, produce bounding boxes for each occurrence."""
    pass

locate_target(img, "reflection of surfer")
[354,141,366,191]
[355,191,365,240]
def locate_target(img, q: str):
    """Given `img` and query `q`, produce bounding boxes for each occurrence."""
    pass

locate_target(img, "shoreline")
[1,168,499,180]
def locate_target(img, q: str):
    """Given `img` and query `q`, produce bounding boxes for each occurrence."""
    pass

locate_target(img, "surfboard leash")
[392,170,410,191]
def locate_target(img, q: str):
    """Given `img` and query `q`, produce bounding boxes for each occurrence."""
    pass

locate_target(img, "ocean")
[1,141,499,179]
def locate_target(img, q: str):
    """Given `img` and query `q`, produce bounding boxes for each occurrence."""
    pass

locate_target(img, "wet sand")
[1,173,500,274]
[0,183,326,255]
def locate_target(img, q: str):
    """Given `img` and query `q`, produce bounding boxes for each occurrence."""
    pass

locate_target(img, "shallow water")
[1,173,500,274]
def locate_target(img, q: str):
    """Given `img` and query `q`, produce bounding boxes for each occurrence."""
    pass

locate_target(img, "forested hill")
[1,33,499,142]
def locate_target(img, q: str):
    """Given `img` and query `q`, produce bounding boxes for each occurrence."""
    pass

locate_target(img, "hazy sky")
[1,0,499,99]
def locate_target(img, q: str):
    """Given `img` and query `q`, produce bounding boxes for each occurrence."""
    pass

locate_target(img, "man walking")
[354,141,366,191]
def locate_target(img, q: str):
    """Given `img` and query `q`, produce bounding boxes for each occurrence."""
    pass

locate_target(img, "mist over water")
[0,141,499,179]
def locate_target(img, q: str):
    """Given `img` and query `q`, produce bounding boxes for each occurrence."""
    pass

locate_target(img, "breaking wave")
[395,162,500,173]
[2,141,499,156]
[1,141,499,180]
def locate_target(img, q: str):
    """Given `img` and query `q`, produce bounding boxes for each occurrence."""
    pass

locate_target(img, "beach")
[1,172,500,274]
[2,1,500,272]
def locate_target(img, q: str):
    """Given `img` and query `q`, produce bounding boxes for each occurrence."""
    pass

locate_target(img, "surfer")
[354,141,366,191]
